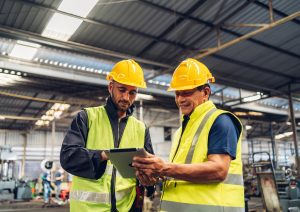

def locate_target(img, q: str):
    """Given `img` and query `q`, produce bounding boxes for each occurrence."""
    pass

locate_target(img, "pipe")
[194,11,300,59]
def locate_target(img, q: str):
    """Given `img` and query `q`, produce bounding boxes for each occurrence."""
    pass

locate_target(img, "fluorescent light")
[0,116,5,120]
[42,13,82,41]
[234,112,247,116]
[137,93,154,100]
[245,125,252,130]
[0,73,27,86]
[16,40,40,48]
[10,40,40,60]
[275,131,293,140]
[248,111,263,116]
[58,0,98,17]
[36,103,70,126]
[242,94,262,103]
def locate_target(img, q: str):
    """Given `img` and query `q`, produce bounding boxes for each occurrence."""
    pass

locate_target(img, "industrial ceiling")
[0,0,299,139]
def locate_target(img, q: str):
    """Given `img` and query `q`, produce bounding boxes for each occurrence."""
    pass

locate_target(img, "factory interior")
[0,0,299,211]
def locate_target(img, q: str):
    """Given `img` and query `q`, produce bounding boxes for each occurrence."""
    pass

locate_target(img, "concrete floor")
[0,196,265,212]
[0,199,69,212]
[247,197,264,211]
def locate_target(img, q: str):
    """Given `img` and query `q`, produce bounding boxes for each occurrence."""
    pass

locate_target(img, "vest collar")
[187,100,216,121]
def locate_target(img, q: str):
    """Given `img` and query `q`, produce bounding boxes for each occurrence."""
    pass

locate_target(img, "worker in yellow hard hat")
[61,59,155,212]
[133,58,244,211]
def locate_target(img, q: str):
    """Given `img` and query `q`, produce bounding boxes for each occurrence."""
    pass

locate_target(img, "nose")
[122,91,130,100]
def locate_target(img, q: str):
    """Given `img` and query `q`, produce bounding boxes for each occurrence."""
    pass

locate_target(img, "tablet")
[107,148,148,178]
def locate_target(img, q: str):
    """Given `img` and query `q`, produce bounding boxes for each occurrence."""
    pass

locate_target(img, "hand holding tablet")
[106,148,148,178]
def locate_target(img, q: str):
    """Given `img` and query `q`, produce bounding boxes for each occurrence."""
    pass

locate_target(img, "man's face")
[108,81,137,112]
[175,87,210,115]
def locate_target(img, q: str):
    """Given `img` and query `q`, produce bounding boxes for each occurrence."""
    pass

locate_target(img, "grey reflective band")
[70,190,110,204]
[105,165,122,177]
[105,165,114,175]
[224,173,244,186]
[185,108,217,164]
[70,188,132,203]
[164,173,243,186]
[161,200,244,212]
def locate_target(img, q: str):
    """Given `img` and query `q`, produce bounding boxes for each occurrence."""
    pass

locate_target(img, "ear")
[203,86,211,100]
[108,81,113,95]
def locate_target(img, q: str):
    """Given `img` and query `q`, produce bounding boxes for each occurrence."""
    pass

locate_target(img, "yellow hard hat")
[106,59,147,88]
[167,58,215,91]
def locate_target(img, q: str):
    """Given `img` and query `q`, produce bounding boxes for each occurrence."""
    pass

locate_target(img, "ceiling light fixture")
[9,40,40,60]
[35,103,70,126]
[242,93,262,103]
[137,93,154,101]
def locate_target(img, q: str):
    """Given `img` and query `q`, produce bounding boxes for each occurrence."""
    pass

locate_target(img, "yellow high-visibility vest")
[161,101,244,212]
[70,106,145,212]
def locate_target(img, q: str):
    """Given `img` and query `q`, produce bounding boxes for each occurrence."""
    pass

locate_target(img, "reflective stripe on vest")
[70,187,132,204]
[104,165,122,177]
[185,108,217,164]
[161,200,244,212]
[224,173,243,186]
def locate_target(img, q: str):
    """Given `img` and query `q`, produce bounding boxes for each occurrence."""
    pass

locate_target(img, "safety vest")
[70,106,145,212]
[161,101,244,212]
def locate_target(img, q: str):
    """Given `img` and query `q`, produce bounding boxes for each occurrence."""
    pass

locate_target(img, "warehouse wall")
[0,126,175,179]
[1,127,296,180]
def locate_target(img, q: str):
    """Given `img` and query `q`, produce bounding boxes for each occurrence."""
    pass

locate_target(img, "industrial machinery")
[0,146,32,201]
[252,151,281,211]
[0,146,17,200]
[252,151,300,212]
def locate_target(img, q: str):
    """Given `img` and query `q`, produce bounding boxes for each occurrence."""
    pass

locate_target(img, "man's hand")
[135,170,158,186]
[101,151,108,161]
[132,154,166,178]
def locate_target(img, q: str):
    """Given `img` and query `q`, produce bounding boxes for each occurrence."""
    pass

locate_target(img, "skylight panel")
[42,0,98,41]
[42,13,82,41]
[58,0,98,17]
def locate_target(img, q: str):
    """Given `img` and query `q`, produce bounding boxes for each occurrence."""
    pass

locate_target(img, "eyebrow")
[117,86,137,93]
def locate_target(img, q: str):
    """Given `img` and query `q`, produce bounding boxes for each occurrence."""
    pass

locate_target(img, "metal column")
[288,85,300,176]
[270,122,277,168]
[51,121,56,160]
[21,133,27,177]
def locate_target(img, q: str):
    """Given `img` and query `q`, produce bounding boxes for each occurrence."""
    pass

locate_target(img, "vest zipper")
[110,119,121,212]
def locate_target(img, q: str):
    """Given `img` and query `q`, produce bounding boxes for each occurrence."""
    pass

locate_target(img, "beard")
[111,93,131,112]
[116,100,130,112]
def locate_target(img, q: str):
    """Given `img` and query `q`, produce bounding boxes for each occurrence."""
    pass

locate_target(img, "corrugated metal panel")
[0,0,54,33]
[0,130,64,148]
[150,0,199,14]
[191,0,247,23]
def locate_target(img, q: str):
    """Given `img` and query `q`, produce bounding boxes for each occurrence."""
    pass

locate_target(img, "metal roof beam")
[139,0,300,60]
[194,11,300,59]
[212,54,294,80]
[12,0,188,50]
[0,26,172,69]
[7,92,39,129]
[254,0,300,26]
[137,0,206,56]
[0,58,174,98]
[0,114,39,121]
